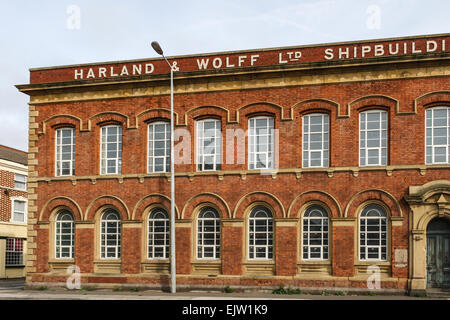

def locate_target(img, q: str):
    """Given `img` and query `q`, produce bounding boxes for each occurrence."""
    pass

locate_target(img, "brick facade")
[17,33,450,293]
[0,169,27,222]
[0,145,28,278]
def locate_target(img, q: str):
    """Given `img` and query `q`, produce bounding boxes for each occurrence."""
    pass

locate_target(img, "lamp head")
[151,41,164,56]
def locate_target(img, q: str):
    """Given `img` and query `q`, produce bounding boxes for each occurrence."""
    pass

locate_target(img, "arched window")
[100,125,122,175]
[249,117,274,170]
[359,110,387,166]
[302,114,329,168]
[248,206,273,260]
[196,119,222,171]
[148,208,169,259]
[302,205,329,260]
[100,209,121,259]
[425,106,450,164]
[55,210,75,259]
[359,204,387,261]
[148,122,170,173]
[197,207,221,259]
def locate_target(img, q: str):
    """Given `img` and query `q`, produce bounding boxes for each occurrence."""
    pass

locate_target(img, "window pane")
[101,126,122,175]
[197,120,221,171]
[359,204,387,261]
[249,117,273,170]
[426,108,450,164]
[303,114,328,168]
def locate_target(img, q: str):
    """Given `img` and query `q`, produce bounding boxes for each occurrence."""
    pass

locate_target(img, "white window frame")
[302,113,329,168]
[302,205,329,261]
[55,210,75,259]
[248,117,274,170]
[148,122,170,173]
[248,206,273,260]
[359,204,388,262]
[5,238,24,266]
[196,207,221,260]
[359,110,388,166]
[100,125,122,175]
[55,127,75,176]
[14,173,27,191]
[147,208,170,260]
[196,119,222,171]
[10,197,27,224]
[425,107,450,164]
[100,210,121,260]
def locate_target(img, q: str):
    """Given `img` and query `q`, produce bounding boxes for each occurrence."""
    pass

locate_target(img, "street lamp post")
[151,41,176,294]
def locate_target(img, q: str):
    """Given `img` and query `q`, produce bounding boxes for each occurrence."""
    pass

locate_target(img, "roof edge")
[28,32,450,72]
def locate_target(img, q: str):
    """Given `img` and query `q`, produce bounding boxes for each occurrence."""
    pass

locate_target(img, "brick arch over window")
[348,95,399,115]
[181,193,231,219]
[233,191,285,219]
[132,193,180,220]
[344,189,402,218]
[135,108,178,128]
[88,111,130,130]
[287,190,342,218]
[236,102,286,123]
[40,114,83,135]
[184,105,230,126]
[291,99,340,119]
[39,196,82,222]
[85,195,130,221]
[415,91,450,112]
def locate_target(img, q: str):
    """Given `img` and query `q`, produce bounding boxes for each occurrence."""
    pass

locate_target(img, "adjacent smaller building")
[0,145,27,278]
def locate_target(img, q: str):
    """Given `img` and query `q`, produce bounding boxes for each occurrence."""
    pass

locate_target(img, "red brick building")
[17,33,450,295]
[0,145,28,278]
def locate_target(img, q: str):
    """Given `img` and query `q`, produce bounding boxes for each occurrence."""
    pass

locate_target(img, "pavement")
[0,278,447,300]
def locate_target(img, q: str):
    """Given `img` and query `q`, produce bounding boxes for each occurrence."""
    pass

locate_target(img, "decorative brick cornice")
[33,164,450,185]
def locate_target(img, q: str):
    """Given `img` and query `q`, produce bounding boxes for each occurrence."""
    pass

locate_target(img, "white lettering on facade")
[145,63,154,74]
[74,69,83,80]
[70,38,448,80]
[279,51,302,63]
[250,55,259,66]
[132,64,142,75]
[110,66,118,77]
[339,47,349,59]
[212,57,222,69]
[361,46,371,57]
[120,65,129,76]
[98,67,107,78]
[427,40,437,52]
[197,58,209,70]
[238,55,247,67]
[226,57,235,68]
[324,48,334,60]
[86,68,95,79]
[374,44,384,56]
[389,43,399,55]
[412,42,422,54]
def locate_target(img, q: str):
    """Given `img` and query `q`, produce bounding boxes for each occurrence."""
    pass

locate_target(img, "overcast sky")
[1,0,449,152]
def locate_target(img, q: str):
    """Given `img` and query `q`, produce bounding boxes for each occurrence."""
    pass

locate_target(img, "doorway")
[426,217,450,288]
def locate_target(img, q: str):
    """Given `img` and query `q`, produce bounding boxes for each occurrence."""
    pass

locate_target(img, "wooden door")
[426,218,450,288]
